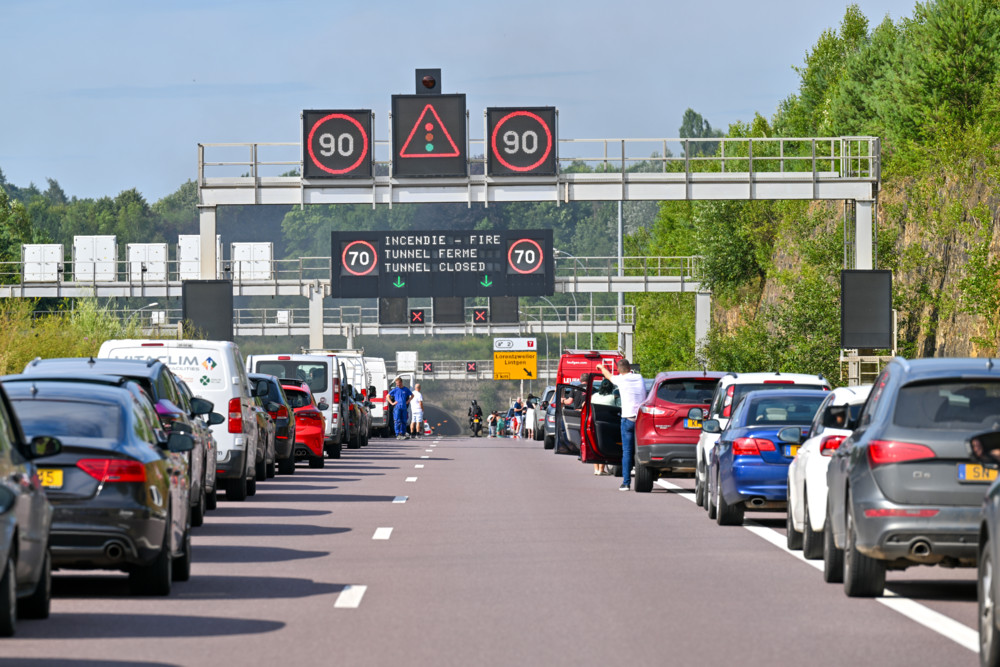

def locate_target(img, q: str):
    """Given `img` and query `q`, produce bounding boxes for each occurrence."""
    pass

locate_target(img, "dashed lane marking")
[392,496,408,503]
[373,527,393,540]
[655,480,977,653]
[425,449,434,452]
[420,456,430,459]
[334,585,367,608]
[415,464,424,468]
[405,477,418,482]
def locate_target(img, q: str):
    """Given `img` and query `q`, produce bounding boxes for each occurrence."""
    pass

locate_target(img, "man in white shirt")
[600,359,646,491]
[409,383,424,438]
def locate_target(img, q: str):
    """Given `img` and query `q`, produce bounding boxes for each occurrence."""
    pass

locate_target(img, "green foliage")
[0,188,47,269]
[679,108,724,157]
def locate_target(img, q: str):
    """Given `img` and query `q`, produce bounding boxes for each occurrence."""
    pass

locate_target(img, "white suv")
[694,372,831,509]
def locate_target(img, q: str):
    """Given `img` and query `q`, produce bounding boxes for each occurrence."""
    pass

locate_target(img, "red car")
[281,384,327,470]
[633,371,726,492]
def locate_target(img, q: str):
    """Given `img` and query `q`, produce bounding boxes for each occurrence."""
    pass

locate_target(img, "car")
[250,386,277,483]
[633,371,725,492]
[175,379,222,511]
[99,339,262,502]
[249,374,296,475]
[3,375,194,596]
[21,357,215,524]
[533,386,554,442]
[0,382,62,636]
[543,398,557,450]
[364,356,390,437]
[965,429,1000,665]
[705,389,827,526]
[825,357,1000,597]
[281,382,327,469]
[694,372,831,509]
[785,385,871,558]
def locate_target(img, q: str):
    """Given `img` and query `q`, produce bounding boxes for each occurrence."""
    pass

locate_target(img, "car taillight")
[77,459,146,483]
[278,355,291,360]
[820,435,847,456]
[333,377,340,405]
[722,385,736,418]
[141,343,164,347]
[763,380,795,384]
[864,508,940,518]
[732,437,777,456]
[867,440,936,467]
[277,406,288,420]
[640,405,667,416]
[228,397,243,434]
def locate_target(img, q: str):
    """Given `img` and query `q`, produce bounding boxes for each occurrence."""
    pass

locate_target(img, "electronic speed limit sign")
[487,107,557,176]
[303,110,373,178]
[340,239,378,277]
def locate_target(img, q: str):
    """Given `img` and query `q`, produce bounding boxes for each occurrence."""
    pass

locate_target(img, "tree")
[679,109,723,157]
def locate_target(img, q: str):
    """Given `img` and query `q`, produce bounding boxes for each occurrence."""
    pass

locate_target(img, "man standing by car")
[601,359,646,491]
[387,377,413,440]
[409,383,424,439]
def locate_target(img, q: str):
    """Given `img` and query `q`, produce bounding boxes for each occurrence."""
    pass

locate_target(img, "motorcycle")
[470,415,482,437]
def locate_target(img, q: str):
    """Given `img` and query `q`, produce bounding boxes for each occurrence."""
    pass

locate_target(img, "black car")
[967,430,1000,665]
[3,375,194,596]
[0,382,62,636]
[21,358,214,527]
[825,357,1000,597]
[250,373,296,475]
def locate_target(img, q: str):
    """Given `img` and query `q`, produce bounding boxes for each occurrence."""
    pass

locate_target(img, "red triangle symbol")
[399,104,461,158]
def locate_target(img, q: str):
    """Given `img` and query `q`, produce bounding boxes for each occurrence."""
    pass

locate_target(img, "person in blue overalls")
[386,376,414,440]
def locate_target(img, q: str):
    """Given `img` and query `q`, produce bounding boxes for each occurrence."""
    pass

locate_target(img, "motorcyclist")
[468,400,484,436]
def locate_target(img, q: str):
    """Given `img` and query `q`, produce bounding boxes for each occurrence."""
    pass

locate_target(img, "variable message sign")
[302,110,373,179]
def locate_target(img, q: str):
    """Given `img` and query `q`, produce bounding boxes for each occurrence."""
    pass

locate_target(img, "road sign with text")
[493,351,538,380]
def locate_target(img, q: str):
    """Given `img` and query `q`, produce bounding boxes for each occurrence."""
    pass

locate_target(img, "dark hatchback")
[249,373,296,475]
[21,358,214,527]
[826,357,1000,598]
[3,376,194,596]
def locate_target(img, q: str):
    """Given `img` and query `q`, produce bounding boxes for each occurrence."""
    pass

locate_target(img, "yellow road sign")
[493,351,538,380]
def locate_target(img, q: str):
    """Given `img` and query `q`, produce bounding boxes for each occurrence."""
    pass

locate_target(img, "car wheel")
[980,539,1000,666]
[0,556,15,637]
[308,455,325,469]
[543,435,554,450]
[634,465,655,493]
[348,432,361,449]
[843,493,885,597]
[278,456,295,475]
[715,468,744,526]
[130,524,172,596]
[246,477,257,497]
[706,473,717,521]
[695,465,705,508]
[205,484,218,510]
[802,492,823,560]
[326,441,342,459]
[255,458,266,481]
[225,476,248,502]
[190,488,206,528]
[19,548,50,620]
[172,527,191,582]
[786,505,803,550]
[266,460,276,478]
[823,508,844,583]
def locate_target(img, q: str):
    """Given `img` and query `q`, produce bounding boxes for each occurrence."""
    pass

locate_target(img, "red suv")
[634,371,725,492]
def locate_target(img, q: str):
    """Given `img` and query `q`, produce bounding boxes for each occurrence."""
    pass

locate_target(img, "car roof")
[889,357,1000,380]
[718,371,829,387]
[3,377,135,405]
[651,371,727,383]
[24,357,164,378]
[827,384,873,405]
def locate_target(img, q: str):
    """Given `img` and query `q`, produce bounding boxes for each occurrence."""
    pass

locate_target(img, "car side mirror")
[317,402,330,412]
[190,396,214,416]
[253,382,270,398]
[171,422,193,435]
[28,435,61,459]
[208,412,225,426]
[968,431,1000,467]
[368,386,376,398]
[167,432,194,453]
[778,426,806,444]
[701,419,721,434]
[687,408,704,421]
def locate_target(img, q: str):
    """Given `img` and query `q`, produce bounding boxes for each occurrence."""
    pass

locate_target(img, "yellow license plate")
[685,419,702,429]
[37,469,63,489]
[959,463,999,483]
[786,445,800,457]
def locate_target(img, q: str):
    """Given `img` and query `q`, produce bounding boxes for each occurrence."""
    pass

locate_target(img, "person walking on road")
[600,359,646,491]
[409,383,424,438]
[387,377,413,440]
[524,398,536,440]
[511,397,523,438]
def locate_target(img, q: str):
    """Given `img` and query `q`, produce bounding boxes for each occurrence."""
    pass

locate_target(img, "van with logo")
[364,356,389,437]
[556,349,623,387]
[97,339,261,502]
[244,353,345,458]
[305,349,371,441]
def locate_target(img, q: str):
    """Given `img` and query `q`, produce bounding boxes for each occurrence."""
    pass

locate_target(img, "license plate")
[785,445,799,458]
[958,463,999,483]
[37,469,63,489]
[685,419,702,429]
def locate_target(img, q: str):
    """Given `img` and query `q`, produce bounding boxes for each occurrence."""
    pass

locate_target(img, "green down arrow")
[393,276,405,288]
[480,275,493,287]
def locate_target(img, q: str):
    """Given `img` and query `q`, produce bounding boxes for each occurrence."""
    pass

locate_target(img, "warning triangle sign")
[399,104,461,158]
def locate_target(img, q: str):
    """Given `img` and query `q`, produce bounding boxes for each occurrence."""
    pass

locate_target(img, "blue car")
[706,389,827,526]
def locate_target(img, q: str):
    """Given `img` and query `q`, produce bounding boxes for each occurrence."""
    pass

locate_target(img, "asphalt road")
[2,435,979,666]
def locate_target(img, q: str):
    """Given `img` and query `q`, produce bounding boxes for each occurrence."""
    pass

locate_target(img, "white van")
[244,353,345,458]
[364,356,389,437]
[304,349,370,439]
[98,339,261,501]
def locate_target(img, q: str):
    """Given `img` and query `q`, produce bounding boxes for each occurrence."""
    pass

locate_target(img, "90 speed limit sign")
[487,107,557,176]
[303,109,373,179]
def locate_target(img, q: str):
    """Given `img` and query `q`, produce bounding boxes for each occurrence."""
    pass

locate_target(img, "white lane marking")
[434,440,441,444]
[420,456,430,459]
[373,527,393,540]
[334,585,367,608]
[425,449,434,452]
[405,476,418,482]
[415,464,424,469]
[657,480,978,653]
[392,496,408,503]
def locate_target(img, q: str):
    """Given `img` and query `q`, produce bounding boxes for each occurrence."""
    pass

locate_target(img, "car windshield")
[894,380,1000,429]
[12,399,122,440]
[656,379,718,404]
[256,361,328,394]
[746,395,826,426]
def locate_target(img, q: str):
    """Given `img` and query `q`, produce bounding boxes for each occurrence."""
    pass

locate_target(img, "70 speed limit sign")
[303,109,373,178]
[487,107,557,176]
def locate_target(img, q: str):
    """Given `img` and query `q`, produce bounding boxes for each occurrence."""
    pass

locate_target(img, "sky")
[0,0,919,203]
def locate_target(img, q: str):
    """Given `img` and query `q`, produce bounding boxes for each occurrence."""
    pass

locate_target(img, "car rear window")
[656,379,718,404]
[894,381,1000,429]
[283,388,312,409]
[256,361,328,394]
[13,399,121,440]
[747,395,826,426]
[732,383,826,407]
